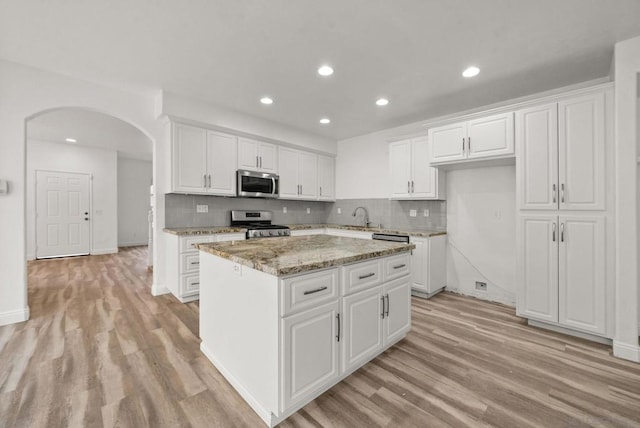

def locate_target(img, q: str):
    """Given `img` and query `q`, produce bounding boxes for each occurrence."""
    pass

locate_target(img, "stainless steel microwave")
[237,169,279,198]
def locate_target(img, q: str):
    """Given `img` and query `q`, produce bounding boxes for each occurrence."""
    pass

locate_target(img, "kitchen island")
[197,234,415,427]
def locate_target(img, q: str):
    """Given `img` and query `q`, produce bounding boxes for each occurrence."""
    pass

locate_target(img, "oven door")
[237,170,279,198]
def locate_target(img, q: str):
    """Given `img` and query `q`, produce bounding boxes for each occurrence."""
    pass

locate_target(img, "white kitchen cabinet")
[517,214,606,336]
[341,286,384,374]
[516,93,605,211]
[172,123,237,195]
[410,235,447,298]
[237,137,278,173]
[278,147,318,200]
[389,137,445,200]
[317,155,335,201]
[429,112,514,167]
[165,232,245,302]
[282,300,340,411]
[383,278,411,345]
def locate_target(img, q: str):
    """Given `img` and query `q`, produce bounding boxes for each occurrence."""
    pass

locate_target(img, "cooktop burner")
[230,210,291,239]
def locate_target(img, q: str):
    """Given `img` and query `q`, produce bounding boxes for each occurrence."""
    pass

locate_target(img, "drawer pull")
[192,282,200,286]
[303,286,328,295]
[190,261,200,265]
[393,264,406,269]
[358,273,375,280]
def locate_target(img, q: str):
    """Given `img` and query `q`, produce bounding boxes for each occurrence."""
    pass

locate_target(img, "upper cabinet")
[317,155,335,201]
[429,112,515,167]
[389,137,445,200]
[172,123,237,195]
[237,137,278,173]
[516,93,605,211]
[278,147,318,200]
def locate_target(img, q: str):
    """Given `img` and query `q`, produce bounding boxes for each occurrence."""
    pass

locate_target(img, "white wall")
[118,158,152,247]
[159,91,337,155]
[0,59,165,326]
[26,140,118,259]
[445,166,516,305]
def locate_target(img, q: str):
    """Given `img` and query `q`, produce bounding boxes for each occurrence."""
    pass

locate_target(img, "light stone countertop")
[163,226,247,236]
[164,224,446,237]
[196,234,415,276]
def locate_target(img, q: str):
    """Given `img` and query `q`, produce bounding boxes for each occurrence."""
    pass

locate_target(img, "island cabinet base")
[199,249,412,427]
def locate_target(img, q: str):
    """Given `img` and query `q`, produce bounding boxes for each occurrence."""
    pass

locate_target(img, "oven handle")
[271,177,277,196]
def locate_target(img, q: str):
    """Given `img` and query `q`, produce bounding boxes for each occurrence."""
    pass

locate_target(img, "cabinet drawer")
[181,253,200,274]
[180,235,214,253]
[281,268,339,316]
[342,259,382,296]
[383,253,411,281]
[180,273,200,296]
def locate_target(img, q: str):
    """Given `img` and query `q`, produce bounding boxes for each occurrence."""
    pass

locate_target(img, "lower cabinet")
[517,214,607,336]
[410,235,447,298]
[281,300,340,411]
[165,232,245,302]
[341,287,384,373]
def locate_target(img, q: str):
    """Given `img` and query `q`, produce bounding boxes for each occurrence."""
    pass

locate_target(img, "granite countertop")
[164,224,446,237]
[163,226,247,236]
[288,224,446,238]
[196,234,415,276]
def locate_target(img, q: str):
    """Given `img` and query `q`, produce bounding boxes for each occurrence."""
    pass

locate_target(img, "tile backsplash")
[165,194,446,231]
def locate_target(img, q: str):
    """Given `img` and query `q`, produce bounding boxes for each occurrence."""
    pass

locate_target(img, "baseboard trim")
[613,341,640,362]
[118,241,148,247]
[0,306,30,326]
[91,248,119,255]
[528,320,612,345]
[151,283,171,297]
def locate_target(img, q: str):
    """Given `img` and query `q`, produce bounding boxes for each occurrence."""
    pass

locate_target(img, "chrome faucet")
[352,206,370,228]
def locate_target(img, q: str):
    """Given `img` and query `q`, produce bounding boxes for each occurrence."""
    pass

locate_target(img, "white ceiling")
[3,1,640,140]
[27,109,153,161]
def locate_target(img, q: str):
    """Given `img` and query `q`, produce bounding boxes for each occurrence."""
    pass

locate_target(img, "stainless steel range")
[230,210,291,239]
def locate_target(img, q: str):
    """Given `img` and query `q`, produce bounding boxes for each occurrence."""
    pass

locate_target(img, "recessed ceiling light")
[319,118,331,124]
[260,97,273,105]
[376,98,389,106]
[317,65,334,77]
[65,138,77,143]
[462,66,480,78]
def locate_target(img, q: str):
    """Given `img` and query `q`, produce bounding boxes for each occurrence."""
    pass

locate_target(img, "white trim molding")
[0,306,30,326]
[151,283,170,296]
[613,341,640,363]
[91,248,119,255]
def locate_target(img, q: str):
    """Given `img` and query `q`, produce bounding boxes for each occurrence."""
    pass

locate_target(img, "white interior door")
[36,171,91,258]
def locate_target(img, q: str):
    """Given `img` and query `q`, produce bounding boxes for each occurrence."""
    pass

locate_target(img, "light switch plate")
[282,207,287,213]
[337,208,341,214]
[306,208,311,214]
[409,209,417,217]
[196,204,208,213]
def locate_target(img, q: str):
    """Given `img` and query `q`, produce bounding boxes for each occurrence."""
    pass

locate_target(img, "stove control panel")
[247,228,291,239]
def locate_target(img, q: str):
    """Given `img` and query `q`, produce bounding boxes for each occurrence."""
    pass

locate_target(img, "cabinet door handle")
[358,272,375,280]
[303,286,327,295]
[468,137,471,152]
[381,296,385,319]
[411,181,414,193]
[300,185,302,195]
[256,155,259,168]
[560,223,565,242]
[203,173,207,188]
[208,174,212,188]
[320,186,322,196]
[462,138,465,153]
[336,313,341,342]
[260,156,263,168]
[561,183,565,203]
[552,223,556,242]
[385,294,390,317]
[407,181,410,193]
[393,264,406,269]
[552,184,557,204]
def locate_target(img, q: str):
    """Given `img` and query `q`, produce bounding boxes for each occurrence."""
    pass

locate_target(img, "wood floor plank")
[0,246,637,427]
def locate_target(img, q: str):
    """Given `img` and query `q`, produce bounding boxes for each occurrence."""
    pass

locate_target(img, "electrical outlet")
[423,209,429,217]
[232,263,242,276]
[196,204,208,213]
[282,207,287,213]
[306,207,311,214]
[409,209,417,217]
[475,281,487,291]
[337,208,341,214]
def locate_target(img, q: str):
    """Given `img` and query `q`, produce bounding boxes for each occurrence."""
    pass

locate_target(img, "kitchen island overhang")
[197,235,415,427]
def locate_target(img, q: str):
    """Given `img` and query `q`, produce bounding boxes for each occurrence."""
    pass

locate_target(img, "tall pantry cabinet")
[515,87,614,338]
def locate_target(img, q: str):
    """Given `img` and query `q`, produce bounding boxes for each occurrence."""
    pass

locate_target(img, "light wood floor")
[1,247,639,427]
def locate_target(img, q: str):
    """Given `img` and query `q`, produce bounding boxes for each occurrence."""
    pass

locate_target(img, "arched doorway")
[24,107,156,313]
